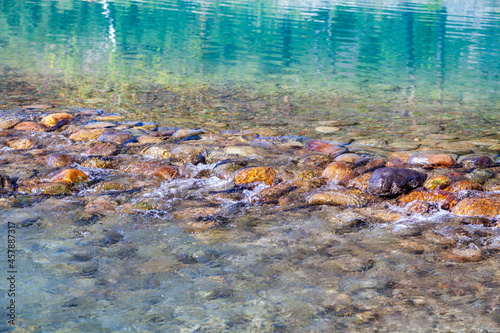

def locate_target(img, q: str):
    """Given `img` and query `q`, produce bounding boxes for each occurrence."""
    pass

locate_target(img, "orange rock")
[322,161,356,185]
[39,113,73,128]
[68,128,106,141]
[51,169,88,184]
[451,197,500,218]
[387,151,413,163]
[397,189,458,209]
[305,139,347,157]
[440,248,482,262]
[406,201,431,214]
[47,154,72,168]
[423,175,451,190]
[257,182,297,202]
[234,167,276,185]
[14,121,46,132]
[82,142,118,156]
[407,154,456,168]
[7,138,35,150]
[445,180,483,192]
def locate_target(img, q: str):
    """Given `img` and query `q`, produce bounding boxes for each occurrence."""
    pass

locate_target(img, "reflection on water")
[0,0,500,101]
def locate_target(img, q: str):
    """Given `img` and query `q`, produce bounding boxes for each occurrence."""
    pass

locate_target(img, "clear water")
[1,0,500,332]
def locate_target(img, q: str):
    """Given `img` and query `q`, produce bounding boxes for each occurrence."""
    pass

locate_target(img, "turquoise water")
[1,0,500,102]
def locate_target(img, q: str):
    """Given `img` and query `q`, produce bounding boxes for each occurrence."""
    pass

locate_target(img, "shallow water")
[0,0,500,332]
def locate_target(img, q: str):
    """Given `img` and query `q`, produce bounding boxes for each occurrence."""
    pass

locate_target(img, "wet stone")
[334,153,363,164]
[69,128,106,142]
[51,169,88,184]
[136,135,163,144]
[465,169,495,184]
[406,154,456,168]
[315,126,341,133]
[441,248,483,263]
[47,154,72,168]
[14,121,46,132]
[39,112,73,128]
[322,161,356,185]
[445,179,483,192]
[397,190,458,210]
[461,156,495,169]
[234,167,276,185]
[98,131,134,145]
[171,145,206,164]
[367,167,427,197]
[347,172,372,191]
[451,197,500,218]
[0,116,23,129]
[84,121,117,129]
[82,142,118,157]
[172,128,206,141]
[30,182,72,195]
[81,156,114,169]
[423,175,451,190]
[7,138,35,150]
[305,139,347,157]
[120,161,180,180]
[257,182,297,202]
[213,161,247,180]
[308,189,372,207]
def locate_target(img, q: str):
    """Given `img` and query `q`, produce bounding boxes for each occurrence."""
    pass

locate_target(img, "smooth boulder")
[367,167,427,197]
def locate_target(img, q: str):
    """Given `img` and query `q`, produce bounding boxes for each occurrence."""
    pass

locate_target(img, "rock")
[98,132,134,145]
[51,169,88,184]
[484,179,500,191]
[30,182,71,195]
[322,161,356,185]
[347,173,372,191]
[405,200,432,214]
[92,181,131,192]
[334,153,363,163]
[441,248,482,262]
[367,167,427,197]
[14,121,46,132]
[451,197,500,218]
[465,169,494,184]
[315,126,341,133]
[386,151,414,167]
[445,180,483,192]
[297,155,333,172]
[172,129,206,141]
[136,135,163,144]
[39,113,73,128]
[47,154,72,168]
[84,121,117,129]
[461,156,495,169]
[423,175,451,190]
[120,161,180,180]
[223,146,258,157]
[69,129,106,141]
[82,142,118,157]
[0,175,15,191]
[305,139,347,157]
[23,104,52,110]
[7,138,35,150]
[356,158,386,174]
[406,154,456,168]
[308,189,372,207]
[399,240,427,254]
[141,144,173,159]
[81,156,114,169]
[234,167,276,185]
[0,116,22,129]
[397,190,458,209]
[257,182,297,202]
[389,141,420,150]
[171,145,205,164]
[213,161,246,180]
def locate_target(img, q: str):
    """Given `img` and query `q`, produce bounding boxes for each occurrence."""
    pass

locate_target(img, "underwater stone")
[257,182,297,202]
[308,189,372,207]
[51,169,88,184]
[397,189,458,210]
[213,161,246,180]
[7,138,35,150]
[406,154,456,168]
[82,142,118,157]
[445,179,483,192]
[14,121,46,132]
[451,197,500,218]
[47,154,72,168]
[367,167,427,197]
[322,161,356,185]
[69,128,106,141]
[347,172,372,191]
[31,182,71,195]
[98,131,134,145]
[39,112,73,128]
[171,145,206,164]
[305,139,347,157]
[0,116,23,129]
[172,129,206,141]
[423,175,451,190]
[234,167,276,185]
[120,161,180,180]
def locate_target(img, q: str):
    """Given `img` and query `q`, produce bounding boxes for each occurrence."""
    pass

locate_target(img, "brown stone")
[51,169,88,184]
[397,190,458,209]
[14,121,46,132]
[322,161,356,185]
[347,172,372,191]
[423,175,451,190]
[451,197,500,218]
[257,182,297,202]
[356,158,386,174]
[405,201,431,214]
[47,154,72,168]
[81,156,114,169]
[308,189,372,207]
[441,248,482,263]
[387,151,413,164]
[334,153,363,163]
[445,180,483,192]
[69,128,106,141]
[120,161,180,180]
[30,182,71,195]
[407,154,456,168]
[305,139,347,157]
[171,145,206,164]
[234,167,276,185]
[98,132,134,145]
[82,142,118,156]
[7,138,35,150]
[39,113,73,128]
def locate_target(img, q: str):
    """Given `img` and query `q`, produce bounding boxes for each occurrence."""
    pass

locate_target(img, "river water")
[0,0,500,332]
